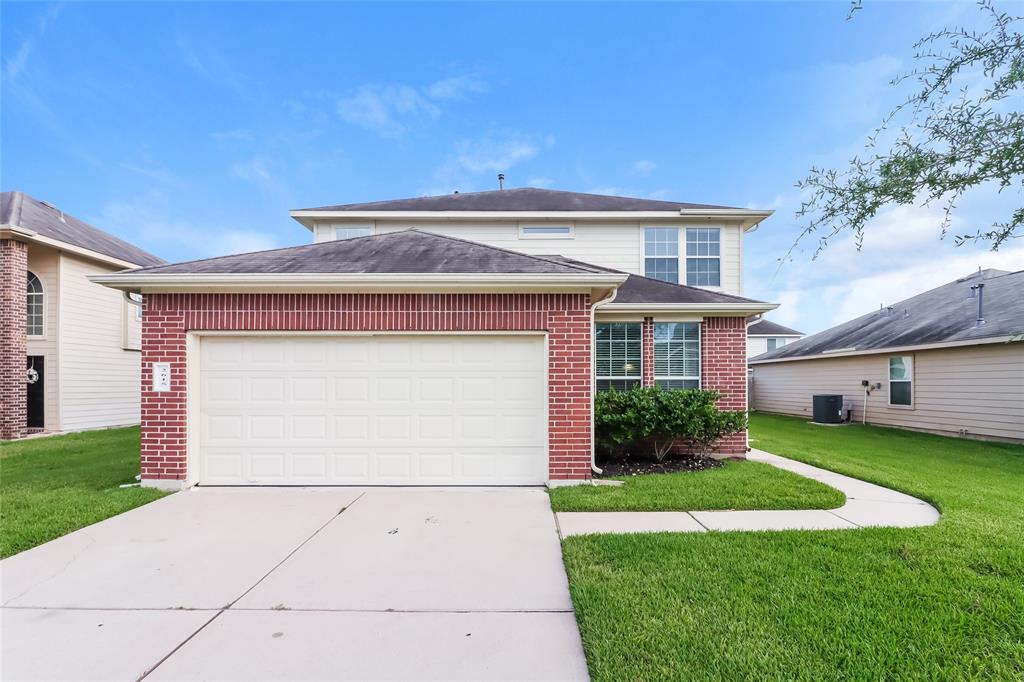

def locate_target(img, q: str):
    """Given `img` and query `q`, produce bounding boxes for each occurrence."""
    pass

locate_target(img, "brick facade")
[140,293,593,484]
[1,239,28,440]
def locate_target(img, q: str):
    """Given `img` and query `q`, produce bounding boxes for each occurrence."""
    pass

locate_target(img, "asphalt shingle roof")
[752,269,1023,362]
[611,272,768,305]
[298,187,739,212]
[748,319,803,336]
[1,191,164,267]
[123,229,612,275]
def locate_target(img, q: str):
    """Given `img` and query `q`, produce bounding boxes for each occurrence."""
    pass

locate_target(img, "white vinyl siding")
[653,322,700,389]
[313,220,747,295]
[750,344,1024,442]
[595,322,642,391]
[59,254,142,431]
[197,335,548,485]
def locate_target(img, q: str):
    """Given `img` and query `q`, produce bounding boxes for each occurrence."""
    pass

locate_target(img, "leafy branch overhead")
[795,0,1024,258]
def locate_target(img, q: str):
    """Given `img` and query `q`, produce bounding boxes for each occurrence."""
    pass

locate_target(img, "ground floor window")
[889,355,913,406]
[653,322,700,389]
[595,322,642,391]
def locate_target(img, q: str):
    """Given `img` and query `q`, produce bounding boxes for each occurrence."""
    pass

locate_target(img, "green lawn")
[0,427,166,558]
[549,459,844,512]
[562,413,1024,681]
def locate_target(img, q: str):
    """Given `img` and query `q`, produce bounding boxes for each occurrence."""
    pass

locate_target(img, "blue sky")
[4,1,1022,334]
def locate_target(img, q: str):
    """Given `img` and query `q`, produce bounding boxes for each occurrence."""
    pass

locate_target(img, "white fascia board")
[749,336,1018,364]
[599,301,778,316]
[748,333,804,338]
[1,225,146,270]
[88,271,629,293]
[290,209,774,231]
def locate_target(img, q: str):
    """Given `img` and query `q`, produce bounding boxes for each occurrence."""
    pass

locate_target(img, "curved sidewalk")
[556,449,941,538]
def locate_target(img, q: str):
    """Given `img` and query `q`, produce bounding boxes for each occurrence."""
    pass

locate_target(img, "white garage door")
[198,335,548,486]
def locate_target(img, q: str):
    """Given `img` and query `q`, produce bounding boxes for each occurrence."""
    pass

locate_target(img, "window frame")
[684,227,721,287]
[594,321,643,392]
[643,227,680,284]
[766,337,780,352]
[26,271,44,338]
[888,355,914,407]
[653,321,701,390]
[518,224,575,239]
[334,225,373,241]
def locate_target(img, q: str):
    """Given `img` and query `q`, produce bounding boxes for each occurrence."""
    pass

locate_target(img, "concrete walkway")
[2,488,588,681]
[556,449,940,537]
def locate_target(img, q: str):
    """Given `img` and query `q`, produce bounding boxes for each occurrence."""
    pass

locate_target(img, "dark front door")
[27,356,44,429]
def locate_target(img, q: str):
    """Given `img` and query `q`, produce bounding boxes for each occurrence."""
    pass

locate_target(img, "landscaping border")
[555,449,940,537]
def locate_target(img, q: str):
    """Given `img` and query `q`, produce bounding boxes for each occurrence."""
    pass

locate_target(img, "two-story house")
[1,191,164,440]
[93,188,776,490]
[747,319,804,359]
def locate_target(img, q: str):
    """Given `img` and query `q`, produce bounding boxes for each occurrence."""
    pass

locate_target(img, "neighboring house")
[0,192,164,440]
[750,268,1024,443]
[93,188,777,490]
[747,319,803,358]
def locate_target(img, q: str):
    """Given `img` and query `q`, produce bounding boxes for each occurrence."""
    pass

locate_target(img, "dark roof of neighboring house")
[1,191,164,267]
[748,319,803,336]
[752,269,1023,362]
[297,187,740,212]
[124,229,613,275]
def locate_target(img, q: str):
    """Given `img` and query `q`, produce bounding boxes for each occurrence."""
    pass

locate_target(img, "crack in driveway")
[135,493,365,681]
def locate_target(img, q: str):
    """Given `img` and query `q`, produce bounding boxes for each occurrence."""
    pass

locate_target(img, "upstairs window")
[335,226,372,240]
[685,228,720,286]
[595,322,642,391]
[644,228,679,283]
[654,322,700,389]
[889,356,913,406]
[766,337,782,351]
[27,272,43,336]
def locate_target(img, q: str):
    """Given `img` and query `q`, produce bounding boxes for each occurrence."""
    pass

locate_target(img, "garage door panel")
[198,335,548,485]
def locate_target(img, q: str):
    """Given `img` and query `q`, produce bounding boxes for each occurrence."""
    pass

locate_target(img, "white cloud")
[4,3,62,82]
[455,135,541,173]
[335,75,488,136]
[528,176,556,188]
[628,160,656,177]
[176,34,247,96]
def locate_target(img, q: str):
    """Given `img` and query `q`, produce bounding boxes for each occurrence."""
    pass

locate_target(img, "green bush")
[594,386,747,461]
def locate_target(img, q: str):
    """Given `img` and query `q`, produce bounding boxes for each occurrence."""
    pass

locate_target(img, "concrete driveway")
[1,488,588,681]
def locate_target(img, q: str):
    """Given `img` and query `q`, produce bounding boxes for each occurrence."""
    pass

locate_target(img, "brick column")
[701,316,748,457]
[1,239,28,440]
[641,317,655,387]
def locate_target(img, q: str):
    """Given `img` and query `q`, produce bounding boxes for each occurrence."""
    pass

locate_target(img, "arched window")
[27,272,44,336]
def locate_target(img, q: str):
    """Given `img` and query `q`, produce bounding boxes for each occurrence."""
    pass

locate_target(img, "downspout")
[589,286,620,476]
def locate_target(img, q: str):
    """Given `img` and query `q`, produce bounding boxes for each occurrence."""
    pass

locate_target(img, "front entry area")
[197,334,548,486]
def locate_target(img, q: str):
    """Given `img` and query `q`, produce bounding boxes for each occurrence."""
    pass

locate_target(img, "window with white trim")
[644,228,679,283]
[595,322,642,391]
[766,337,784,351]
[654,322,700,389]
[519,225,573,239]
[129,293,144,322]
[27,272,43,337]
[685,228,720,286]
[888,356,913,406]
[335,226,372,240]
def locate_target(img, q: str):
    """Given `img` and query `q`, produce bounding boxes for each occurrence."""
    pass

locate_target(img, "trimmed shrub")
[594,386,746,461]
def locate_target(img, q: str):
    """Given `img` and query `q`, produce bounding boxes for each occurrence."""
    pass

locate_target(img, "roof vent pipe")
[974,283,985,326]
[498,173,505,190]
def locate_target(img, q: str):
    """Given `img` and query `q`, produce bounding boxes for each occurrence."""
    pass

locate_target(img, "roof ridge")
[404,229,607,274]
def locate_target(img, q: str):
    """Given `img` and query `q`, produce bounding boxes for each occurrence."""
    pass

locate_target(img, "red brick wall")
[1,239,28,440]
[701,316,748,455]
[641,317,655,386]
[141,293,593,483]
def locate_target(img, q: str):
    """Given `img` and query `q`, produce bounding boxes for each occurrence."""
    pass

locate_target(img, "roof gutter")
[290,209,774,231]
[1,224,148,270]
[600,301,778,316]
[88,271,629,294]
[749,335,1019,364]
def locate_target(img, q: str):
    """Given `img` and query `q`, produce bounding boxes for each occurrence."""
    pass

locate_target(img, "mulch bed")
[597,455,723,477]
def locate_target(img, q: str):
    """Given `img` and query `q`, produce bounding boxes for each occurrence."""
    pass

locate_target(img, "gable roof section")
[610,273,768,306]
[748,319,803,336]
[120,229,613,275]
[297,187,739,213]
[1,191,165,267]
[751,269,1023,363]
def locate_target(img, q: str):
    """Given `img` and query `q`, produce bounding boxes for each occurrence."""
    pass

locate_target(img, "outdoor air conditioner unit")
[812,394,844,424]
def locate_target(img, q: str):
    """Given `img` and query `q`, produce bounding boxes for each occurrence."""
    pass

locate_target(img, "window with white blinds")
[595,322,642,391]
[653,322,700,389]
